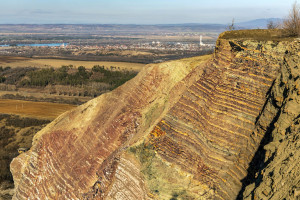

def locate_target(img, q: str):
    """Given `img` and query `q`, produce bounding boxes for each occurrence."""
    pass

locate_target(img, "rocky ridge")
[240,39,300,200]
[10,32,299,200]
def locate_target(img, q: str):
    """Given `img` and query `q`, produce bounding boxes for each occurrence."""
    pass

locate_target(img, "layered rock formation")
[10,32,299,200]
[240,39,300,200]
[10,55,211,200]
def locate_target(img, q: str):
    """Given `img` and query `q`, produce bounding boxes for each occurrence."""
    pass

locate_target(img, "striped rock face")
[11,38,292,200]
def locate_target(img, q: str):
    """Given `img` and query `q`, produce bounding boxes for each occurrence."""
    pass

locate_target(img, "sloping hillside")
[10,31,299,200]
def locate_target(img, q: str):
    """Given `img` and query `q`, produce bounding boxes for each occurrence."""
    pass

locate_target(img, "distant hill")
[0,19,283,35]
[236,18,282,29]
[0,24,226,34]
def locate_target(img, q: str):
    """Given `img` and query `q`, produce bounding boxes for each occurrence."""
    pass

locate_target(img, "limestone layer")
[10,36,296,200]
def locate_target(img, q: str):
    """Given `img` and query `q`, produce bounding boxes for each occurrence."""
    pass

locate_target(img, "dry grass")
[219,29,296,41]
[0,99,76,120]
[178,54,212,68]
[0,56,30,63]
[0,57,145,71]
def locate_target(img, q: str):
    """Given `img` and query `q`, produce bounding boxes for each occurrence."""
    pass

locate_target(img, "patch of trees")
[0,66,11,72]
[283,1,300,36]
[0,66,11,83]
[0,126,16,182]
[1,93,83,105]
[0,114,49,184]
[6,115,50,128]
[266,2,300,37]
[19,65,137,89]
[0,67,35,85]
[0,65,137,100]
[91,65,137,89]
[0,76,5,83]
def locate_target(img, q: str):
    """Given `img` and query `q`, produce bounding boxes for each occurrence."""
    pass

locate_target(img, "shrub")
[226,18,235,31]
[283,1,300,36]
[267,20,279,29]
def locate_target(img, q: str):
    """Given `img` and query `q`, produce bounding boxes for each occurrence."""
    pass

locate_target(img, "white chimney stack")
[200,35,204,46]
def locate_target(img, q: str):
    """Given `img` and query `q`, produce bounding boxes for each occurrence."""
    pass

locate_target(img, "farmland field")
[0,56,145,71]
[0,99,76,120]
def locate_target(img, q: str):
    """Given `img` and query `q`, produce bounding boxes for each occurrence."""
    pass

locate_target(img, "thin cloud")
[30,9,55,15]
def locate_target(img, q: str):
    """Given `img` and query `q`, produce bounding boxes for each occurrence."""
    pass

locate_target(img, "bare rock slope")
[240,39,300,200]
[11,32,299,200]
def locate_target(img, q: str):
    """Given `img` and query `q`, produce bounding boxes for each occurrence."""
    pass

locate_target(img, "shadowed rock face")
[10,36,298,200]
[240,40,300,200]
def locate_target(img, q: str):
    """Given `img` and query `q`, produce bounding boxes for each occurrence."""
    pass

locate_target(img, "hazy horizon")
[0,18,282,25]
[0,0,295,24]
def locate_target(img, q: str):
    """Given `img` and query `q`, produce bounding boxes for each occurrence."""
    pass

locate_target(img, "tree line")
[19,65,137,89]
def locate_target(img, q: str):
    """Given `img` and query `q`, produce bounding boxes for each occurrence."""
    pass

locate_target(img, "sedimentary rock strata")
[241,39,300,200]
[10,33,298,200]
[137,38,290,199]
[10,55,210,200]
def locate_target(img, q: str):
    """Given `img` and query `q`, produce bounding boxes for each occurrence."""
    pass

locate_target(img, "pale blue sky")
[0,0,295,24]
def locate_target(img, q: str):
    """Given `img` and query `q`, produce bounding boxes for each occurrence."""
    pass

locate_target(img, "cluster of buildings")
[65,35,215,52]
[0,35,215,56]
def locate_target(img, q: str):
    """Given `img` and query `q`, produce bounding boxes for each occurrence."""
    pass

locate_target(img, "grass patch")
[219,29,297,41]
[128,143,197,199]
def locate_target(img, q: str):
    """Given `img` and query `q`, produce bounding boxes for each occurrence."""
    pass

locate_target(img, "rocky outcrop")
[10,32,298,200]
[129,38,289,200]
[240,40,300,200]
[10,55,211,199]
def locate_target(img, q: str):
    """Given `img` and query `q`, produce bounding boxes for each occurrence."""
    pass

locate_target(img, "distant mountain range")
[236,18,283,29]
[0,18,283,34]
[158,18,283,30]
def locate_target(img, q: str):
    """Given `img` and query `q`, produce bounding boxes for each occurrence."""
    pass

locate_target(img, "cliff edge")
[10,30,299,200]
[239,38,300,200]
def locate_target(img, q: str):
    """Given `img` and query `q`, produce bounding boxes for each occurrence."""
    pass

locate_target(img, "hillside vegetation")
[0,114,50,199]
[219,29,296,41]
[0,65,138,104]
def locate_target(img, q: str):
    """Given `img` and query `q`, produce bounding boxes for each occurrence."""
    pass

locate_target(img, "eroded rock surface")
[10,35,299,200]
[240,40,300,200]
[10,55,210,200]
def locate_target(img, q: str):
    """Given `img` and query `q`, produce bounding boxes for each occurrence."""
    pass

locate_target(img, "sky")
[0,0,296,24]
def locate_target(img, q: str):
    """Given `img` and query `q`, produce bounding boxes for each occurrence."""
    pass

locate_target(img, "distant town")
[0,31,216,63]
[0,34,214,51]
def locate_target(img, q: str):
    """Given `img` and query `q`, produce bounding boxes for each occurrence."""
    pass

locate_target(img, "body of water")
[0,43,68,47]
